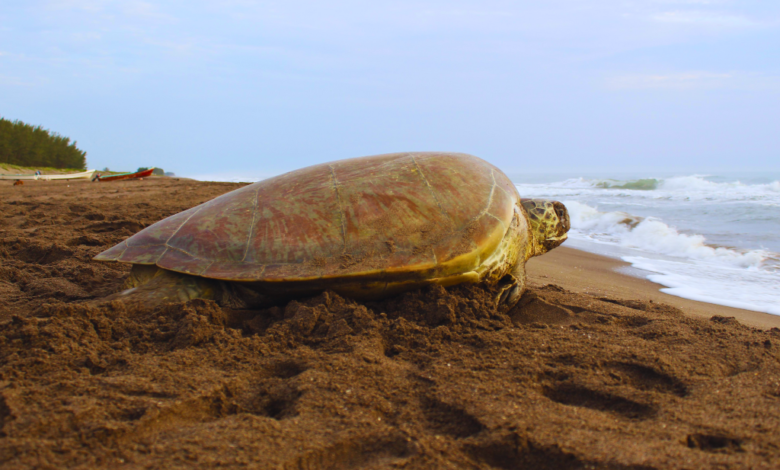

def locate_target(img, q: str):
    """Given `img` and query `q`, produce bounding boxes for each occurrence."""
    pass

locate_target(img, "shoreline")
[527,245,780,329]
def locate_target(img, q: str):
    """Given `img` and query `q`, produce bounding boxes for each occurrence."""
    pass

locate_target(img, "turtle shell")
[95,152,522,285]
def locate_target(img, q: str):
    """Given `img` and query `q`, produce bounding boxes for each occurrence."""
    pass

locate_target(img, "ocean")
[512,171,780,316]
[186,169,780,316]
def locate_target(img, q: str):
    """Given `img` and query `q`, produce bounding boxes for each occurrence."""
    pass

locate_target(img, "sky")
[1,0,779,178]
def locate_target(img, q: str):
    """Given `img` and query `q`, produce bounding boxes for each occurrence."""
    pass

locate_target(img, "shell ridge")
[485,212,507,228]
[328,165,348,253]
[480,170,498,219]
[467,169,499,265]
[155,246,170,265]
[114,240,130,260]
[164,203,208,247]
[163,243,209,262]
[199,260,215,276]
[241,186,262,262]
[411,155,450,220]
[126,242,167,249]
[494,180,512,198]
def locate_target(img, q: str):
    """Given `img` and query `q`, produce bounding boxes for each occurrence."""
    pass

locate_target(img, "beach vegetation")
[0,163,87,175]
[0,117,87,170]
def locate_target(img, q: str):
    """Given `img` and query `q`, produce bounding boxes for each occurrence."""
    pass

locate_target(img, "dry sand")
[1,178,779,469]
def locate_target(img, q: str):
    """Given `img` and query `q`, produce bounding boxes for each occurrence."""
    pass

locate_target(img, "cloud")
[651,10,757,27]
[120,1,177,22]
[44,0,176,22]
[652,0,726,4]
[10,1,780,92]
[0,74,45,87]
[606,71,779,90]
[44,0,106,12]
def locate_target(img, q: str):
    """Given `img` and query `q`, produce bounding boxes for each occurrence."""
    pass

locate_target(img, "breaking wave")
[562,200,780,315]
[517,175,780,206]
[564,201,768,268]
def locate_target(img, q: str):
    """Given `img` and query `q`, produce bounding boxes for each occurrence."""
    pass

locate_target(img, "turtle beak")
[545,233,568,247]
[543,232,568,251]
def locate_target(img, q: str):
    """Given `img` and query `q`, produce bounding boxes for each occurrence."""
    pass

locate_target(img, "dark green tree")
[0,117,87,170]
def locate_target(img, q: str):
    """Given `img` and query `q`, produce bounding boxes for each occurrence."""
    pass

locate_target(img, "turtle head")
[521,198,570,257]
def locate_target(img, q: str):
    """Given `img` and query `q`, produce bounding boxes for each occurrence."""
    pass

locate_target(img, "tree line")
[0,117,87,170]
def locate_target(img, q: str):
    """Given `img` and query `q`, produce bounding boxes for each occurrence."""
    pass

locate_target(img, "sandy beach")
[1,177,779,469]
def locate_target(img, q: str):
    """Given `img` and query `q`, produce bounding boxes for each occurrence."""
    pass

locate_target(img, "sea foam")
[516,173,780,316]
[565,201,767,269]
[624,256,780,315]
[518,175,780,206]
[561,200,780,314]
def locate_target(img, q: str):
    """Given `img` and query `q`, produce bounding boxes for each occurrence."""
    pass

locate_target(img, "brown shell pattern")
[94,152,521,282]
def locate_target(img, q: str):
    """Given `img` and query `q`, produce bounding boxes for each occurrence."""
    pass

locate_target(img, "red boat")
[94,168,155,182]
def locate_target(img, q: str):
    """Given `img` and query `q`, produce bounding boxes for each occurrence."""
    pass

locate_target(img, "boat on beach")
[95,168,156,182]
[0,169,97,181]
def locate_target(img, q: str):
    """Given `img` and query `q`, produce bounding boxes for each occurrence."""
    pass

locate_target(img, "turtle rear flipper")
[113,266,218,306]
[114,265,273,309]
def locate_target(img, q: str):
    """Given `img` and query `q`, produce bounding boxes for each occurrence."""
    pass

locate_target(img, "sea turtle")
[95,152,569,311]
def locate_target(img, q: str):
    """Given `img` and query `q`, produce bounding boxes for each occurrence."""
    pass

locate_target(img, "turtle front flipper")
[495,260,526,313]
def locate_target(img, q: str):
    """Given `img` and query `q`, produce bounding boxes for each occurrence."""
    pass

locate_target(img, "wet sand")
[1,178,779,469]
[527,247,780,330]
